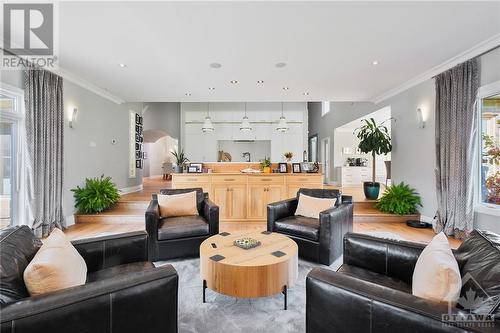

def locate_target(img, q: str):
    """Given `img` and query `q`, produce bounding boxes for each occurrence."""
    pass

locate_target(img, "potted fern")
[171,149,189,173]
[71,175,120,214]
[354,118,392,199]
[375,182,422,215]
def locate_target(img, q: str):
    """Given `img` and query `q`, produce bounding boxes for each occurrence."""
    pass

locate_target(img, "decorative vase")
[174,165,183,173]
[286,158,292,162]
[263,167,271,173]
[363,181,380,200]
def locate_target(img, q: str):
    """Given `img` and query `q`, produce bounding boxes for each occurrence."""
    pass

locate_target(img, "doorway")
[321,137,330,184]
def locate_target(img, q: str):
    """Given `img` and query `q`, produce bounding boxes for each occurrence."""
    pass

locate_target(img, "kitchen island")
[172,164,323,222]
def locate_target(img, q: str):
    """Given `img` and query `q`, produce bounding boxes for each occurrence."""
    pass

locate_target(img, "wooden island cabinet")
[172,173,323,222]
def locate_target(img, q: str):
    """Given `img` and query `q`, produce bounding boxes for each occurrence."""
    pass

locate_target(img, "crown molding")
[53,67,125,104]
[370,34,500,104]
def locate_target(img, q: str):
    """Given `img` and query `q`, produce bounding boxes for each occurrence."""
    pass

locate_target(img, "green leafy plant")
[354,118,392,181]
[375,182,422,215]
[260,156,272,168]
[171,149,189,165]
[71,175,120,214]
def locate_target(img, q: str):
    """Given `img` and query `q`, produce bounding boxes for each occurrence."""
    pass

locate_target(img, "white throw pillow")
[412,232,461,304]
[24,228,87,296]
[295,193,337,219]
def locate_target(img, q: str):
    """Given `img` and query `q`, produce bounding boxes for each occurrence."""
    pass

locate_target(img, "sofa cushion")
[337,264,412,293]
[158,191,199,218]
[274,215,319,241]
[158,215,209,241]
[159,188,205,212]
[23,228,87,296]
[454,230,500,315]
[295,193,336,219]
[412,232,461,304]
[87,262,155,283]
[0,226,42,306]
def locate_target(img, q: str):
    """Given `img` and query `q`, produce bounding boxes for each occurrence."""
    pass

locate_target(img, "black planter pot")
[363,181,380,200]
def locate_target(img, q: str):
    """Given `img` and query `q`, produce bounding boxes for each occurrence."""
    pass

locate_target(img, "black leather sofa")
[306,230,500,333]
[145,188,219,261]
[267,188,353,265]
[0,226,178,333]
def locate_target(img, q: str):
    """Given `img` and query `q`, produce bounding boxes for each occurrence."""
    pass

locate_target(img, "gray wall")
[142,102,181,146]
[308,47,500,232]
[1,69,143,221]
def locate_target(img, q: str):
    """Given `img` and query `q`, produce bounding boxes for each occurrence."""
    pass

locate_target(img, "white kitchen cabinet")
[215,123,233,140]
[338,167,372,186]
[253,123,271,140]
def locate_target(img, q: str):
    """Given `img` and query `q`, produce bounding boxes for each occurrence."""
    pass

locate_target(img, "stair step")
[75,208,144,224]
[117,201,149,210]
[354,206,419,223]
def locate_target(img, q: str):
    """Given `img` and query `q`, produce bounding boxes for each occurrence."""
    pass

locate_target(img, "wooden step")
[116,201,149,210]
[354,206,419,223]
[75,207,145,224]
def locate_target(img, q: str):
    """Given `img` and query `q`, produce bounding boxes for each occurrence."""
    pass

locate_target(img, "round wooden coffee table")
[200,231,298,310]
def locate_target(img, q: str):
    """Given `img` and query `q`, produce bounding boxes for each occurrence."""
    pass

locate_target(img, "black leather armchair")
[0,226,178,333]
[306,231,500,333]
[267,188,353,265]
[145,188,219,261]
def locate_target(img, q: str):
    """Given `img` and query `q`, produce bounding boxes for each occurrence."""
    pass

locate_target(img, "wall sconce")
[416,108,426,129]
[69,107,78,128]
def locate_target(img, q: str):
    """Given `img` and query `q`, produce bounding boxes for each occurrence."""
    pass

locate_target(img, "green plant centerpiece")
[260,156,272,173]
[71,175,120,214]
[375,182,422,215]
[354,118,392,199]
[171,149,189,173]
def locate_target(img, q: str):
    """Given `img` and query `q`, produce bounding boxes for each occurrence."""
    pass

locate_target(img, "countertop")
[172,172,322,176]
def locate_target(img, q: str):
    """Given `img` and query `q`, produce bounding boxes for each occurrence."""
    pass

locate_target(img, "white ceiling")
[57,1,500,102]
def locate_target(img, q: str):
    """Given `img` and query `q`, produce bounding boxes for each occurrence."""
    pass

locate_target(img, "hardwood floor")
[65,176,461,249]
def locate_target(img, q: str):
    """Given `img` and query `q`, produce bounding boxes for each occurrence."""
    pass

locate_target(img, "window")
[0,85,24,228]
[321,101,330,116]
[480,93,500,207]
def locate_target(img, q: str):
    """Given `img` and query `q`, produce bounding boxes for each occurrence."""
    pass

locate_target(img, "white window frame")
[0,83,25,226]
[321,101,330,116]
[475,80,500,217]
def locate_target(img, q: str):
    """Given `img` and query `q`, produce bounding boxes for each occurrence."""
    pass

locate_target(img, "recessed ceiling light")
[282,86,290,91]
[208,87,215,91]
[185,92,191,96]
[210,62,222,69]
[303,92,310,96]
[371,60,379,65]
[275,62,287,68]
[119,63,127,68]
[257,80,264,84]
[230,80,238,84]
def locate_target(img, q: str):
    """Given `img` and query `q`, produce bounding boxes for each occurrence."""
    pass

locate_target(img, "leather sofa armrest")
[202,197,219,235]
[306,268,494,333]
[267,198,298,232]
[317,203,353,265]
[343,233,426,284]
[72,231,148,272]
[145,199,160,260]
[0,265,178,333]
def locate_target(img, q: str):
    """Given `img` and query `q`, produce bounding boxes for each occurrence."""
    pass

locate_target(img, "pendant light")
[240,102,252,131]
[202,102,215,133]
[276,102,289,132]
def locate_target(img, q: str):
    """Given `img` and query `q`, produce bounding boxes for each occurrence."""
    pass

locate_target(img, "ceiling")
[57,1,500,102]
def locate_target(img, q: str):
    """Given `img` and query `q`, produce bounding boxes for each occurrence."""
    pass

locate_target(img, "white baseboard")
[420,215,435,223]
[66,215,75,227]
[119,184,143,195]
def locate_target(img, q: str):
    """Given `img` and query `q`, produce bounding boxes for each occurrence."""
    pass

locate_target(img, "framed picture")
[135,125,140,133]
[139,136,143,143]
[135,113,140,125]
[138,126,142,134]
[190,163,203,173]
[187,166,198,173]
[135,134,140,142]
[135,151,142,159]
[139,116,143,125]
[135,159,142,169]
[292,163,302,173]
[278,163,288,173]
[135,143,140,150]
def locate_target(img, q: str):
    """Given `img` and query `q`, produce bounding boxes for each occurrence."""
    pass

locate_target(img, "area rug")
[155,232,405,333]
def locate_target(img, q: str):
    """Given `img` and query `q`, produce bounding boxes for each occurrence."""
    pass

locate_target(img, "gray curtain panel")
[434,59,479,240]
[24,67,65,237]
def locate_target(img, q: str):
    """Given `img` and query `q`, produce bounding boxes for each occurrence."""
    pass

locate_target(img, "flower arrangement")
[284,152,293,161]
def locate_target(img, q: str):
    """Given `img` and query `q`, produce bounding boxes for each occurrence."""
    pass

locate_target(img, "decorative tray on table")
[233,237,261,250]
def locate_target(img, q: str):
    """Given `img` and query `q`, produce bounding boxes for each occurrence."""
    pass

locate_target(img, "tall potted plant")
[354,118,392,199]
[171,149,189,173]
